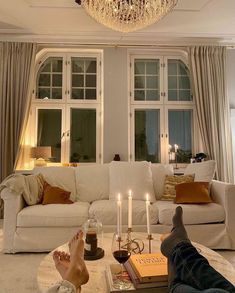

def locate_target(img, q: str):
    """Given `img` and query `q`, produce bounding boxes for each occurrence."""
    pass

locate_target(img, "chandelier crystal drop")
[78,0,178,33]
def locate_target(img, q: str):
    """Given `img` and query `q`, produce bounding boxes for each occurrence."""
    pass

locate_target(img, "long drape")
[0,42,37,183]
[188,46,233,183]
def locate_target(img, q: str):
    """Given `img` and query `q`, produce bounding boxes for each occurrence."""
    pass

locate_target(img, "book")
[124,260,168,289]
[105,263,168,293]
[128,253,168,283]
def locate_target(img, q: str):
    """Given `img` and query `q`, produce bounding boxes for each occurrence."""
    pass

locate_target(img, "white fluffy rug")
[0,220,47,293]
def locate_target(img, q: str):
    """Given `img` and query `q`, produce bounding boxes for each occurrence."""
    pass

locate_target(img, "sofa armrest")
[1,188,26,253]
[211,180,235,247]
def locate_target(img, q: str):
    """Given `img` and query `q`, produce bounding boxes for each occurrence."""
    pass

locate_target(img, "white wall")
[103,47,129,162]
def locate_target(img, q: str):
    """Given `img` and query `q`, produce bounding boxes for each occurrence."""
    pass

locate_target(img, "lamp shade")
[30,146,52,159]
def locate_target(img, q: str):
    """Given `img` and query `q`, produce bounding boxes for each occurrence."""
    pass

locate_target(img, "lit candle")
[117,193,122,237]
[128,190,132,229]
[174,144,179,153]
[146,193,151,235]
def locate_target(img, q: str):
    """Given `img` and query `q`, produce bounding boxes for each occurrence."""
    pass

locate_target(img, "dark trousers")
[169,242,235,293]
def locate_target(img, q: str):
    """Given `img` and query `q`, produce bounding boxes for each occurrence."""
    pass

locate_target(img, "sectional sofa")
[1,161,235,253]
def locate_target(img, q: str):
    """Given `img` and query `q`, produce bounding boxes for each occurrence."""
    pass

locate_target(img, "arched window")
[129,53,195,164]
[28,49,103,165]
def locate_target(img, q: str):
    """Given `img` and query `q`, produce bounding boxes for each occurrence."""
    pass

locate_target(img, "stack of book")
[106,253,168,293]
[125,253,168,289]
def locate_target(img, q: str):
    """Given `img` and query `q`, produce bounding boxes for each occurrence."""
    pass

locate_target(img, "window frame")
[128,50,196,164]
[30,49,103,164]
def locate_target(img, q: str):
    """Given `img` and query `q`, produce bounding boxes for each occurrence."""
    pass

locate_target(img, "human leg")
[161,207,235,293]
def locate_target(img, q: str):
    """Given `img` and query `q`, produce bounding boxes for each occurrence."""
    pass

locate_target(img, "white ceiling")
[0,0,235,45]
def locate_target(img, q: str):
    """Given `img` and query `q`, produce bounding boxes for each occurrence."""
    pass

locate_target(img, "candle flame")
[128,189,132,197]
[146,193,149,201]
[118,193,121,201]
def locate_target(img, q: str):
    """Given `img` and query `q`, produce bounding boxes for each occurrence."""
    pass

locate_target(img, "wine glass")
[111,233,132,290]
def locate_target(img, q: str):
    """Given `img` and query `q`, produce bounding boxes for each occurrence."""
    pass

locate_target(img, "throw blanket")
[0,173,44,209]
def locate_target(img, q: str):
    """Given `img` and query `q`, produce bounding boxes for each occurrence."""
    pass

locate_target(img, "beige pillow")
[162,174,195,201]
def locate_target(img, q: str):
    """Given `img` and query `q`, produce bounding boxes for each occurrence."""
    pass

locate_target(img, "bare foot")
[53,251,70,279]
[65,231,89,288]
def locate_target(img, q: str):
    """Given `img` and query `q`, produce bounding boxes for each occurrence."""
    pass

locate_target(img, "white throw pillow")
[74,164,109,202]
[151,164,174,199]
[109,161,155,202]
[184,160,216,182]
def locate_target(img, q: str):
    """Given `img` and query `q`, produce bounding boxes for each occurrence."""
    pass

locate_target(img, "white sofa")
[1,161,235,253]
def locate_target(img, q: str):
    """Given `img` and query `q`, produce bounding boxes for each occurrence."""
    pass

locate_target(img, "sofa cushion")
[153,201,225,225]
[89,200,159,225]
[162,175,195,201]
[175,182,212,204]
[184,160,216,182]
[42,181,73,205]
[151,164,174,199]
[109,161,155,202]
[33,167,77,201]
[17,202,89,227]
[74,164,109,202]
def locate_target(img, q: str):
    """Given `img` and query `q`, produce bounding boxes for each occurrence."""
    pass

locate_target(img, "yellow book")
[129,253,168,283]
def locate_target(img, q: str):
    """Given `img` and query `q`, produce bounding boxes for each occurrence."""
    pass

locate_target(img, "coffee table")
[37,233,235,293]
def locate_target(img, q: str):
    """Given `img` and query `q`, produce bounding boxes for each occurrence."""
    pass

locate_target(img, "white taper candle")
[128,190,132,229]
[146,193,151,235]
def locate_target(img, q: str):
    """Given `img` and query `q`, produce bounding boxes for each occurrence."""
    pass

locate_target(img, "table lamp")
[31,146,52,167]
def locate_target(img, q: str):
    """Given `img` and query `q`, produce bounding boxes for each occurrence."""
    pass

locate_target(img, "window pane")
[168,60,177,75]
[52,74,62,87]
[168,110,192,163]
[85,75,96,87]
[71,57,97,100]
[179,90,191,101]
[70,109,96,162]
[168,76,177,89]
[37,109,62,162]
[146,61,159,75]
[38,88,50,99]
[72,74,84,87]
[146,76,158,89]
[134,59,160,101]
[135,109,160,163]
[36,57,63,100]
[52,88,62,99]
[134,90,145,101]
[72,89,84,99]
[72,59,84,73]
[85,89,96,100]
[167,59,192,101]
[85,59,96,73]
[146,90,159,101]
[135,76,145,88]
[179,76,190,89]
[52,59,62,72]
[168,90,178,101]
[135,62,145,74]
[39,74,50,86]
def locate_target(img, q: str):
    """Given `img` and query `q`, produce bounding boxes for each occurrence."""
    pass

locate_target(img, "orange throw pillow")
[42,181,73,205]
[175,182,212,204]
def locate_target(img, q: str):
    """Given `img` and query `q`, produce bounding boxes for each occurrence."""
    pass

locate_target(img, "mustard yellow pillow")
[162,174,195,201]
[175,182,212,204]
[42,181,73,205]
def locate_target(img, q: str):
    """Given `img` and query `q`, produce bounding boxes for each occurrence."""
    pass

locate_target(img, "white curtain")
[188,46,233,183]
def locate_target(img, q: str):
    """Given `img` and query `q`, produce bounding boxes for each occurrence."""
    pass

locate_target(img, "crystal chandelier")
[75,0,178,33]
